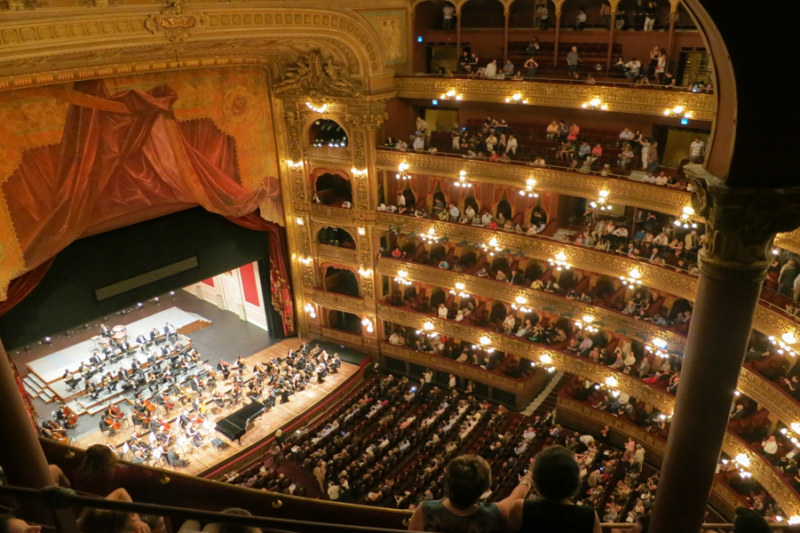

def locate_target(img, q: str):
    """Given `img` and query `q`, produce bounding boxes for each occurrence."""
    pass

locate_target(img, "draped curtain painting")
[0,67,284,305]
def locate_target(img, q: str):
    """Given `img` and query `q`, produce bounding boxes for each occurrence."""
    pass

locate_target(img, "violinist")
[218,360,231,380]
[236,356,247,373]
[146,372,157,392]
[186,425,203,448]
[248,381,262,402]
[179,410,193,429]
[232,386,242,405]
[212,391,228,409]
[149,416,161,433]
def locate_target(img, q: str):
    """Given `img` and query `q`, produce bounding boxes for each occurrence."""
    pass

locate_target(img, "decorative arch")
[304,117,351,148]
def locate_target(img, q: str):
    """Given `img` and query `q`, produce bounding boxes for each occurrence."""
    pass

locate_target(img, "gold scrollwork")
[311,289,365,314]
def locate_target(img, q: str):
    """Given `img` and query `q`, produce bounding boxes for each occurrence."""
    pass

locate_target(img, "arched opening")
[556,268,578,290]
[489,301,508,323]
[593,274,617,300]
[315,173,352,206]
[523,259,544,282]
[328,310,362,335]
[463,189,480,215]
[400,183,417,209]
[432,185,447,213]
[456,248,477,269]
[317,227,356,248]
[309,119,348,148]
[530,201,548,226]
[428,243,447,265]
[495,194,513,221]
[429,287,446,308]
[461,0,505,29]
[323,267,360,297]
[509,0,542,28]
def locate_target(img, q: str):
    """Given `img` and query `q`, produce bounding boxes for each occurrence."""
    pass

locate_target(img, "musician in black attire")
[99,324,112,337]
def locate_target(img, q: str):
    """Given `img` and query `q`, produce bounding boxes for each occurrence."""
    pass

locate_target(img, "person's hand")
[131,517,151,533]
[7,519,41,533]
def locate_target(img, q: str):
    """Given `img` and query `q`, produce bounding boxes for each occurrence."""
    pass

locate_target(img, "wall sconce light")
[423,321,435,331]
[548,251,571,271]
[358,267,372,277]
[581,98,608,110]
[420,228,439,244]
[734,453,750,468]
[286,160,304,169]
[351,167,368,177]
[296,217,305,226]
[539,354,552,365]
[511,296,532,314]
[482,237,502,256]
[304,303,316,319]
[519,178,538,198]
[620,269,642,290]
[361,317,374,334]
[454,170,472,188]
[505,92,529,104]
[646,337,668,358]
[664,105,692,118]
[299,256,313,265]
[357,227,366,236]
[574,315,598,333]
[396,163,412,181]
[769,332,797,356]
[440,88,463,101]
[479,335,491,346]
[394,270,412,285]
[590,190,611,211]
[673,206,698,229]
[306,102,329,114]
[450,282,469,298]
[605,376,619,388]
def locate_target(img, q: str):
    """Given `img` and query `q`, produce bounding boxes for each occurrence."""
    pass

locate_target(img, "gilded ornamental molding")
[320,326,363,347]
[776,228,800,257]
[317,244,358,265]
[310,289,365,314]
[377,303,800,514]
[381,342,534,393]
[737,367,800,428]
[376,151,691,217]
[376,257,687,350]
[393,77,717,122]
[311,203,355,223]
[376,212,698,301]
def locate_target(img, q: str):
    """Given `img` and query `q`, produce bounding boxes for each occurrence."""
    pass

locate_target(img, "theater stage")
[71,337,360,476]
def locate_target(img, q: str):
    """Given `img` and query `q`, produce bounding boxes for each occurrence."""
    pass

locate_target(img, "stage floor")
[71,338,360,476]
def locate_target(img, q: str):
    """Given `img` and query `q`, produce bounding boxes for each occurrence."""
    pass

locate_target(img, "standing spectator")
[648,46,660,77]
[643,1,657,30]
[566,46,582,77]
[413,135,425,151]
[646,141,659,172]
[779,260,799,298]
[416,116,428,137]
[507,135,518,155]
[449,374,457,389]
[600,2,611,28]
[328,481,341,500]
[313,460,327,492]
[484,59,498,79]
[689,137,705,162]
[524,57,538,78]
[575,8,587,30]
[536,2,549,30]
[451,123,462,150]
[655,48,667,83]
[640,137,652,170]
[443,2,455,30]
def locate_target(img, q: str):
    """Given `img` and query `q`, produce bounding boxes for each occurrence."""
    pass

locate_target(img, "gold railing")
[376,150,691,217]
[317,244,358,265]
[394,77,717,122]
[375,212,795,342]
[376,303,800,515]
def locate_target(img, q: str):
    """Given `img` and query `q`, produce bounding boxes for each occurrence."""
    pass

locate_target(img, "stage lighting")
[154,297,160,302]
[170,291,176,296]
[44,337,52,344]
[137,302,143,308]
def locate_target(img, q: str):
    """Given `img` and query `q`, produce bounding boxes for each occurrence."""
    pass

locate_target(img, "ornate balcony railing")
[376,303,800,515]
[393,76,717,122]
[376,150,692,217]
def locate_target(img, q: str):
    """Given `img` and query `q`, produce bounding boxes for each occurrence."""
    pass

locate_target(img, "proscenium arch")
[0,8,390,94]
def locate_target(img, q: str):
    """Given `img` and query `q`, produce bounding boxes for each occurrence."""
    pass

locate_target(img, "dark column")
[503,9,510,64]
[553,12,562,68]
[606,10,617,73]
[665,9,677,74]
[649,167,800,533]
[456,14,462,58]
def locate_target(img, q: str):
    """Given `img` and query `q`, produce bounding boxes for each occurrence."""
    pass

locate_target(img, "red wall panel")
[240,263,259,307]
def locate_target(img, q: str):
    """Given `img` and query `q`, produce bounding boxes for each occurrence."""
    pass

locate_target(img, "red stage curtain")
[3,80,268,295]
[0,258,54,318]
[225,213,295,337]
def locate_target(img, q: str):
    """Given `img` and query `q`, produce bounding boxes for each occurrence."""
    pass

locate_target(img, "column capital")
[685,164,800,281]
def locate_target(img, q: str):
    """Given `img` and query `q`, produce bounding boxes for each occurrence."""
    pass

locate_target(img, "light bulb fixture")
[481,237,503,256]
[298,256,313,266]
[358,267,372,277]
[479,335,491,346]
[673,205,698,229]
[440,88,463,101]
[581,97,608,110]
[589,190,611,211]
[769,333,797,356]
[306,101,328,113]
[296,217,305,226]
[574,316,598,334]
[664,105,692,118]
[454,170,472,188]
[772,248,781,256]
[539,354,552,365]
[789,516,800,525]
[505,92,529,104]
[735,453,751,468]
[519,178,539,198]
[285,160,304,169]
[620,268,642,289]
[420,227,439,244]
[351,167,368,177]
[423,321,435,331]
[511,296,532,314]
[304,303,317,319]
[396,162,412,181]
[357,227,366,236]
[361,317,374,334]
[449,282,470,298]
[605,376,619,388]
[645,338,668,358]
[548,251,571,271]
[394,270,412,285]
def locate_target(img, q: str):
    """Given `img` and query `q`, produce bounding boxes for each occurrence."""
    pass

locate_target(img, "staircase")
[23,374,56,403]
[521,371,568,416]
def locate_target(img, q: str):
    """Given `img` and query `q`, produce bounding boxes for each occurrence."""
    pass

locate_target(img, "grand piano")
[215,400,265,443]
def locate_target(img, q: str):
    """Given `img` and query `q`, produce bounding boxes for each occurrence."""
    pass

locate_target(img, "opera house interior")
[0,0,795,532]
